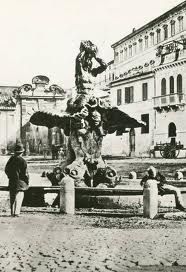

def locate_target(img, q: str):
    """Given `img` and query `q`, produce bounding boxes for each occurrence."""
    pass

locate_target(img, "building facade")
[0,86,18,154]
[95,60,115,91]
[0,76,67,155]
[153,12,186,156]
[102,1,186,157]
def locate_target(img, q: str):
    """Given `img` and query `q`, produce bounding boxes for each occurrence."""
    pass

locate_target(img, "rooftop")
[111,1,186,48]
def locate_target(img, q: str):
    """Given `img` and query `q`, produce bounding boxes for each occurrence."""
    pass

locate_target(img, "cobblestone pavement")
[0,209,186,272]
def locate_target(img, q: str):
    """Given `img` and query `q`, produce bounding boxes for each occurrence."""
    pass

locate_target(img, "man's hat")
[14,143,24,154]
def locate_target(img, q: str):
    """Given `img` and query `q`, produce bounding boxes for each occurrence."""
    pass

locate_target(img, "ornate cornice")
[153,59,186,71]
[13,76,65,99]
[111,71,154,86]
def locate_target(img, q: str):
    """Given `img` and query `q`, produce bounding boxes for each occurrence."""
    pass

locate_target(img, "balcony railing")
[153,93,185,108]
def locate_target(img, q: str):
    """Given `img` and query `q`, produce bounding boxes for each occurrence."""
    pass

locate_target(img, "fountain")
[30,40,144,188]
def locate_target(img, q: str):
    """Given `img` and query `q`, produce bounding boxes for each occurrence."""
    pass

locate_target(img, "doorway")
[168,122,177,150]
[129,128,135,157]
[168,122,176,138]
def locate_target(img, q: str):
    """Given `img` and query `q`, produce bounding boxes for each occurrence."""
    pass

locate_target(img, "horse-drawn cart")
[154,141,184,159]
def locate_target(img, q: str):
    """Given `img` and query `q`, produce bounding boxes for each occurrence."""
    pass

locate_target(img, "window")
[120,49,123,62]
[141,114,149,134]
[178,16,183,32]
[139,39,143,52]
[157,29,161,43]
[125,87,134,103]
[129,45,132,57]
[115,51,119,63]
[163,25,168,40]
[117,89,122,106]
[142,83,148,101]
[171,20,175,36]
[177,74,182,93]
[161,78,166,95]
[150,32,155,46]
[124,47,128,59]
[145,36,148,49]
[133,42,137,54]
[170,76,174,94]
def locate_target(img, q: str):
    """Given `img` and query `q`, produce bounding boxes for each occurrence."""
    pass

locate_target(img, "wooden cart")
[154,142,184,159]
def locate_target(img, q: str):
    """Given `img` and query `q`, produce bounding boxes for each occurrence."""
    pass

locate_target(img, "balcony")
[153,93,185,112]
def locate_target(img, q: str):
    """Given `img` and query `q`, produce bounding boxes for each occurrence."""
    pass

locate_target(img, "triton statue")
[75,40,107,93]
[30,41,144,187]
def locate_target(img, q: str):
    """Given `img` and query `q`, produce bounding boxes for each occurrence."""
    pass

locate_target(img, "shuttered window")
[117,89,122,106]
[125,87,134,104]
[142,83,148,101]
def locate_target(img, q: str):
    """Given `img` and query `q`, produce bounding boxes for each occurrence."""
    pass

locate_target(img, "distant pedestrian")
[59,147,65,161]
[38,140,42,155]
[5,143,29,217]
[25,141,30,156]
[141,166,186,211]
[149,145,155,158]
[43,144,48,159]
[51,145,58,160]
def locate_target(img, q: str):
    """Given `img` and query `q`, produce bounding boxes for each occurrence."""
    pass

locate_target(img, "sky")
[0,0,184,88]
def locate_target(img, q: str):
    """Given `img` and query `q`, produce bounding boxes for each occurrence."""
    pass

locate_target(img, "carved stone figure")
[75,40,107,94]
[30,41,145,188]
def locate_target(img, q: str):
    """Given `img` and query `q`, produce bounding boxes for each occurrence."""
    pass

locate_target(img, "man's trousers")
[10,190,24,216]
[160,184,185,211]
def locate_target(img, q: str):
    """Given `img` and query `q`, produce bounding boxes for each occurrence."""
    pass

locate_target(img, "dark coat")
[5,155,29,192]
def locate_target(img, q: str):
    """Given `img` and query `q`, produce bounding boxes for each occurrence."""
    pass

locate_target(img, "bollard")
[174,171,183,181]
[60,176,75,214]
[129,171,137,179]
[143,179,158,219]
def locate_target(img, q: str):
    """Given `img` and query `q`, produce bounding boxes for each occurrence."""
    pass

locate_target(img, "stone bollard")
[143,179,158,219]
[60,176,75,214]
[174,171,183,181]
[129,171,137,179]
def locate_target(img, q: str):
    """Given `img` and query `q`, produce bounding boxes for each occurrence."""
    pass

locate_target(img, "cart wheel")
[161,146,179,159]
[175,149,180,158]
[160,149,166,158]
[168,146,180,158]
[160,144,168,158]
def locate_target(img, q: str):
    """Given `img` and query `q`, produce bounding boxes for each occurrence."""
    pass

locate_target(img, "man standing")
[5,143,29,217]
[141,166,185,211]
